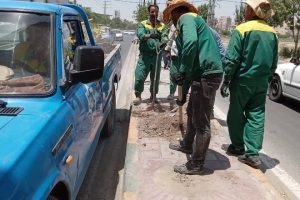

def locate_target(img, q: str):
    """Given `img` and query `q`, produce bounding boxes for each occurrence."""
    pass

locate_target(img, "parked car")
[123,30,136,36]
[111,29,123,41]
[269,58,300,102]
[100,31,113,42]
[0,1,122,200]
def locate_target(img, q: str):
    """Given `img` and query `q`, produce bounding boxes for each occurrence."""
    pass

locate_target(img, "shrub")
[279,46,293,58]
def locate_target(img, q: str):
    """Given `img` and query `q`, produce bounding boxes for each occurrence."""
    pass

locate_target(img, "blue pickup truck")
[0,1,122,199]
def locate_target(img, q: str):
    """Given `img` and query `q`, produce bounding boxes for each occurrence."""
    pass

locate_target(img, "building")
[217,16,232,31]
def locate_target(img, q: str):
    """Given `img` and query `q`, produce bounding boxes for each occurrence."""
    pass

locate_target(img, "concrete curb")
[115,42,138,200]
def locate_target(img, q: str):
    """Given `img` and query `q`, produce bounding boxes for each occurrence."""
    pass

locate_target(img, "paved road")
[76,35,134,200]
[214,91,300,185]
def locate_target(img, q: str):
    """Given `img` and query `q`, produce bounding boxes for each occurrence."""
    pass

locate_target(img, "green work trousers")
[134,53,162,95]
[227,82,268,156]
[169,56,179,94]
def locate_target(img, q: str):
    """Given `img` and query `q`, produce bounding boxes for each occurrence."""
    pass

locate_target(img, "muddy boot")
[226,144,245,156]
[169,139,192,154]
[149,94,158,103]
[133,92,142,105]
[174,160,210,175]
[238,154,261,169]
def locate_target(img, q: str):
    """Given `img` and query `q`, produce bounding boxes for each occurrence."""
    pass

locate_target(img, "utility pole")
[104,0,107,15]
[207,0,215,28]
[103,0,111,16]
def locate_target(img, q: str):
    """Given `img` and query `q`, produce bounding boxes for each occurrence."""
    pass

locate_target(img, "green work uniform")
[175,13,223,95]
[169,56,179,94]
[175,13,223,165]
[224,19,278,156]
[134,19,167,96]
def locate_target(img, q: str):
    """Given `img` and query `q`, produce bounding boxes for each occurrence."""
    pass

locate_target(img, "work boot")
[169,139,192,154]
[226,144,245,156]
[238,154,261,169]
[174,160,210,175]
[149,94,159,103]
[133,92,142,106]
[167,93,174,100]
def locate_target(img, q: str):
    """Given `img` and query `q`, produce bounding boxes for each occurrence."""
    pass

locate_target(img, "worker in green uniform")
[133,4,168,105]
[163,0,223,175]
[220,0,278,168]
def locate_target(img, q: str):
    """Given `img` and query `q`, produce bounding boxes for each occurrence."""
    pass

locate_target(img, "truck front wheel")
[102,84,116,138]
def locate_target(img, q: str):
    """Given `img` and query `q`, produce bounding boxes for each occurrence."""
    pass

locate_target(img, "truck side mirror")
[69,46,104,84]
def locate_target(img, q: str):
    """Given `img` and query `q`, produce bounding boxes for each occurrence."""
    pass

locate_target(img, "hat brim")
[163,1,198,23]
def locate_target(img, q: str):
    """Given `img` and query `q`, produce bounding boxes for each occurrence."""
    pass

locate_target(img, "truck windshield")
[0,11,53,96]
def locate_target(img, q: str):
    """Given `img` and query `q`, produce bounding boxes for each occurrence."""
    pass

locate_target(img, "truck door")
[61,18,103,192]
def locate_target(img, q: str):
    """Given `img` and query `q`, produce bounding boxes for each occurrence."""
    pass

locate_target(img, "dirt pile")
[132,101,188,141]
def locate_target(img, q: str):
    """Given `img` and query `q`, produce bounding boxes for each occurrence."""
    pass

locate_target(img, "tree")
[234,3,245,25]
[198,4,208,22]
[133,4,148,23]
[269,0,300,57]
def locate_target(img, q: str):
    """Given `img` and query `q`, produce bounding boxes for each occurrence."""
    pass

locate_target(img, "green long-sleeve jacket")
[224,19,278,86]
[137,19,168,55]
[175,13,223,81]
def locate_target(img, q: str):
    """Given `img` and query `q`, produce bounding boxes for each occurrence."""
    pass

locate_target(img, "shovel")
[177,85,184,135]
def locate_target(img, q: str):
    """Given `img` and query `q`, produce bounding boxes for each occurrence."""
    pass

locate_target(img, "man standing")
[220,0,278,168]
[133,4,168,105]
[163,0,223,175]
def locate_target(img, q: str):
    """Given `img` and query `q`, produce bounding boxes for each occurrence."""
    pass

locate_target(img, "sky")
[76,0,242,22]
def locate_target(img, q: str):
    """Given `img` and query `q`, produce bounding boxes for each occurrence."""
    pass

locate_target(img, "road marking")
[215,105,300,200]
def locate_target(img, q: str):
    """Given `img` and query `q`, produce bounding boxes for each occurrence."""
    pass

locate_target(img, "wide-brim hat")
[163,0,198,23]
[244,0,275,20]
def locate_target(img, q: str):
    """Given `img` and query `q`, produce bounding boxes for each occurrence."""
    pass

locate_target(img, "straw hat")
[163,0,198,23]
[244,0,274,20]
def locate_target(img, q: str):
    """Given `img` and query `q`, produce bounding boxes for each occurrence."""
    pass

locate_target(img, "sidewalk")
[121,45,287,200]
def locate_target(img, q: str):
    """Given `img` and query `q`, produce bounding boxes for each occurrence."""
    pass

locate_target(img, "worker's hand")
[176,94,186,106]
[165,51,171,60]
[220,82,229,98]
[149,33,160,39]
[172,73,185,86]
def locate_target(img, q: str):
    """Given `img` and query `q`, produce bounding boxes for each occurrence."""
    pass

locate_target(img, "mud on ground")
[131,98,188,141]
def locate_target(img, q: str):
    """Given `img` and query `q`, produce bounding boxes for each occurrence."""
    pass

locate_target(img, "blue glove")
[220,82,229,98]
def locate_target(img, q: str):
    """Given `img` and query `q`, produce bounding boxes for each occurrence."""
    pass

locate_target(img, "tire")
[269,75,283,102]
[102,84,116,138]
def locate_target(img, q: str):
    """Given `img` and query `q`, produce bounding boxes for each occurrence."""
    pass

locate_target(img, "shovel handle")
[178,86,183,125]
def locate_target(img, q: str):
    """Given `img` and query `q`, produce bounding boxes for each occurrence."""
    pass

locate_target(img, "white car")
[269,58,300,102]
[111,29,123,41]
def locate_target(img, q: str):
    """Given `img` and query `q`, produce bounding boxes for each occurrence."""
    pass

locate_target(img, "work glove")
[176,94,187,106]
[149,33,160,39]
[172,73,185,86]
[220,82,229,98]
